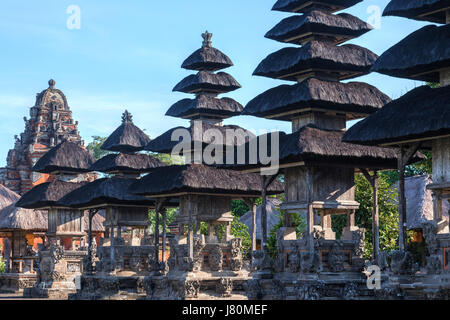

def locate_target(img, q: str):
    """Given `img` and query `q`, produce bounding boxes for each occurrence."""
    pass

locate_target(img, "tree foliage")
[86,136,110,160]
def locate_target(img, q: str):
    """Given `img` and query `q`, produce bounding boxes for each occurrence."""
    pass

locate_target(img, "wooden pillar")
[260,174,278,248]
[361,169,380,261]
[87,209,97,273]
[432,190,443,222]
[162,207,167,263]
[397,144,420,251]
[187,199,194,260]
[110,216,115,273]
[244,198,257,253]
[305,168,314,252]
[154,200,164,263]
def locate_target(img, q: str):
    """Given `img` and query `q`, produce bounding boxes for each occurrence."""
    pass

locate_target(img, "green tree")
[86,136,110,160]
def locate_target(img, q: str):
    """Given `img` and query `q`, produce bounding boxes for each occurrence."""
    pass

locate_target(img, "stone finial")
[48,79,56,88]
[122,110,133,123]
[202,30,213,48]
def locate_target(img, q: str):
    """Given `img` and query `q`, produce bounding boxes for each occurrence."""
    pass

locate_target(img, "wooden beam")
[260,174,279,247]
[243,198,258,253]
[360,169,380,262]
[154,199,164,264]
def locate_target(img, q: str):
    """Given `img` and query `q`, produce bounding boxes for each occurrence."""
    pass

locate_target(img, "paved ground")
[0,293,45,300]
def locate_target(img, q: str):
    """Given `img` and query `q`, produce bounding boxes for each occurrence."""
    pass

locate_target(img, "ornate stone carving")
[329,242,345,272]
[216,278,233,297]
[296,283,323,300]
[352,229,365,257]
[423,222,439,254]
[184,280,200,299]
[245,279,263,300]
[209,245,223,272]
[287,244,300,273]
[389,250,417,275]
[99,278,119,293]
[343,282,358,300]
[230,238,243,271]
[425,255,443,275]
[300,250,322,273]
[193,237,205,272]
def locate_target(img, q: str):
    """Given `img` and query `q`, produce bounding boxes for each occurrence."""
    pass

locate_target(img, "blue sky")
[0,0,432,167]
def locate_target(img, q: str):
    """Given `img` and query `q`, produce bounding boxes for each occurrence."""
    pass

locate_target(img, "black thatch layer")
[57,178,157,209]
[90,153,166,174]
[343,85,450,146]
[0,205,47,231]
[254,42,378,81]
[223,125,424,171]
[0,185,20,210]
[266,10,373,45]
[165,95,243,120]
[16,181,87,209]
[144,123,256,154]
[182,46,233,71]
[173,71,241,94]
[383,0,450,23]
[32,141,95,174]
[272,0,363,13]
[242,78,391,121]
[101,111,151,153]
[371,24,450,83]
[130,164,284,197]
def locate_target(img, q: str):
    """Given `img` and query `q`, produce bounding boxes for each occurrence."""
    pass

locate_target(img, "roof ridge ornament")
[48,79,56,88]
[122,110,133,123]
[202,30,213,48]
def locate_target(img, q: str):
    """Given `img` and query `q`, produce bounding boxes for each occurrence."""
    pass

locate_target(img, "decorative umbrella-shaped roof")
[90,153,166,174]
[242,78,391,121]
[272,0,363,13]
[57,177,160,209]
[343,85,450,147]
[266,10,373,45]
[32,141,95,174]
[101,110,151,153]
[383,0,450,24]
[371,24,450,83]
[254,41,378,81]
[0,185,20,210]
[173,71,241,94]
[130,164,284,198]
[16,181,88,209]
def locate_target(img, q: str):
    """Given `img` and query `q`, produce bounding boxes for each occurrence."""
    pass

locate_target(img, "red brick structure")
[0,80,84,195]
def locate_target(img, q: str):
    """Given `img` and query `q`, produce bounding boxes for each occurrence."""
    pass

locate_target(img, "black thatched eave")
[272,0,363,13]
[241,78,391,121]
[144,123,255,154]
[343,85,450,147]
[0,205,47,232]
[182,46,233,71]
[130,164,284,198]
[371,24,450,83]
[266,10,373,45]
[383,0,450,23]
[90,153,166,174]
[254,42,378,81]
[57,177,161,209]
[101,111,151,153]
[16,181,88,209]
[32,141,95,174]
[173,71,241,94]
[166,95,243,120]
[0,185,20,210]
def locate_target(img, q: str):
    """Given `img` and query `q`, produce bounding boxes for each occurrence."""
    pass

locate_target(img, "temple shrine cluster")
[0,0,449,300]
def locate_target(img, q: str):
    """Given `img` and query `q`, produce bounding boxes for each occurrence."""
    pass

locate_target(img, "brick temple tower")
[1,79,84,195]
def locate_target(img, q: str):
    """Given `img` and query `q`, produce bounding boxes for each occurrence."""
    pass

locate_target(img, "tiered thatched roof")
[0,185,20,210]
[16,181,87,209]
[383,0,449,23]
[266,10,373,45]
[0,205,47,231]
[254,41,378,81]
[130,164,284,198]
[371,24,450,82]
[32,141,95,174]
[242,78,391,120]
[101,110,151,153]
[166,95,243,119]
[57,177,158,209]
[343,85,450,147]
[181,46,233,71]
[173,71,241,94]
[90,153,166,174]
[145,122,255,154]
[272,0,363,13]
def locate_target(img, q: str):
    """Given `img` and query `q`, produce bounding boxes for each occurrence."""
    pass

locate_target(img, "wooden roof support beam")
[243,198,258,254]
[361,168,380,263]
[261,174,279,248]
[86,208,99,275]
[154,199,166,269]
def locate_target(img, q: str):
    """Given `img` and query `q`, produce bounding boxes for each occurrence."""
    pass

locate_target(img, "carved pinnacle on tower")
[202,30,213,48]
[122,110,133,123]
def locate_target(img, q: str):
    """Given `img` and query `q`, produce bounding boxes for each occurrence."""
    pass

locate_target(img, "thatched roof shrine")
[15,181,87,210]
[90,153,166,174]
[242,78,391,120]
[173,71,241,94]
[32,141,95,174]
[0,205,47,231]
[383,0,450,24]
[272,0,363,13]
[57,177,159,209]
[181,45,233,71]
[254,42,378,81]
[165,95,243,120]
[371,24,450,83]
[266,10,373,45]
[101,110,151,153]
[130,164,284,198]
[343,85,450,147]
[0,185,20,210]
